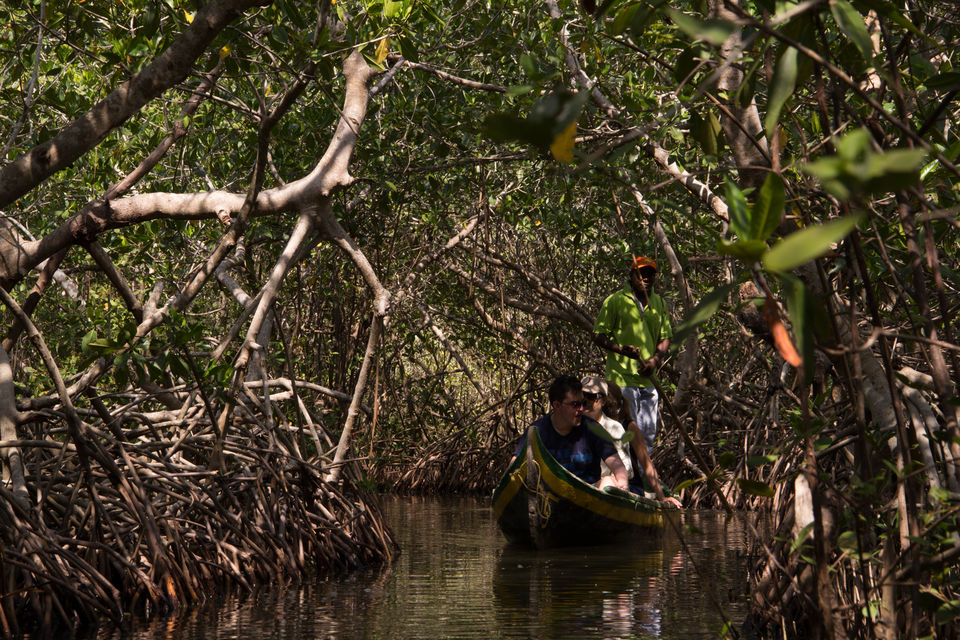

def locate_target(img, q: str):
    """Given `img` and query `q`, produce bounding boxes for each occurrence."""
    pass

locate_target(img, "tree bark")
[709,0,770,189]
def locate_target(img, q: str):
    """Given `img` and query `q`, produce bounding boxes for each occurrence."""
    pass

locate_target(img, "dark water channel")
[96,496,754,640]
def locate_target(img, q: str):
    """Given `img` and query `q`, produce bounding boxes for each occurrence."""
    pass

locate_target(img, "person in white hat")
[581,375,681,508]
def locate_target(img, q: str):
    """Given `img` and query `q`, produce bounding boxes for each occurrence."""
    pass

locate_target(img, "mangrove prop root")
[0,401,397,637]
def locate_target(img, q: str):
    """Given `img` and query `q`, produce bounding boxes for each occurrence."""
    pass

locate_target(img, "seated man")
[582,375,682,508]
[511,375,628,490]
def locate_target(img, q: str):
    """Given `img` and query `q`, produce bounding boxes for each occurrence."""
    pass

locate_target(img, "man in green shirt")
[592,256,673,454]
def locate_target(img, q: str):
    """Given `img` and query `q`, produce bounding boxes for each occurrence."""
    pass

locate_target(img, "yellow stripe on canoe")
[531,433,663,529]
[492,464,524,518]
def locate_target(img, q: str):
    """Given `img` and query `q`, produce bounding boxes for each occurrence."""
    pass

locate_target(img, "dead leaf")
[375,37,391,65]
[550,120,577,163]
[763,297,802,367]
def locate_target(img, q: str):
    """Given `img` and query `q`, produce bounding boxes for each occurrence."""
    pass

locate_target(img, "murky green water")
[95,495,754,639]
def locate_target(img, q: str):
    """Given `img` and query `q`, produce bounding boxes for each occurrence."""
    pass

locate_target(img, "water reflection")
[90,496,751,640]
[493,543,669,639]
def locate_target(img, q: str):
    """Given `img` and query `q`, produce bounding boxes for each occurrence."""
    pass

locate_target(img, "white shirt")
[598,413,634,480]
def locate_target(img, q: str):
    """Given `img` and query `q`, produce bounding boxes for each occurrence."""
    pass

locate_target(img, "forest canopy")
[0,0,958,637]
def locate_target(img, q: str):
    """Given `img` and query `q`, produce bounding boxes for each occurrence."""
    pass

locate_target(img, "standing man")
[592,256,673,457]
[510,375,629,491]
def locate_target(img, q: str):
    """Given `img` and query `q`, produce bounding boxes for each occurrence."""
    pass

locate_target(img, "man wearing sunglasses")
[511,375,629,490]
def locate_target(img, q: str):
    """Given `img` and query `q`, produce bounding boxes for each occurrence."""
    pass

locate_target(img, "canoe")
[491,424,664,548]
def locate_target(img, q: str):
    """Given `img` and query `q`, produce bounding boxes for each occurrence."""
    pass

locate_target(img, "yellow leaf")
[184,9,193,23]
[375,37,390,65]
[550,120,577,163]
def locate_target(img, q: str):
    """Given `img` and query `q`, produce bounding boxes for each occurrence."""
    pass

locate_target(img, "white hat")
[580,375,608,396]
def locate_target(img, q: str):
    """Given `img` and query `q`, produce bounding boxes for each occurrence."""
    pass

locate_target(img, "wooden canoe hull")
[491,425,663,548]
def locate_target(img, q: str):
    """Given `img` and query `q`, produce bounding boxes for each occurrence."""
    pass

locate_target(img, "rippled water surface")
[96,496,755,639]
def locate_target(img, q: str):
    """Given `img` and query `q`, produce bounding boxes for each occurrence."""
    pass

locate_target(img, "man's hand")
[661,496,682,509]
[598,474,628,491]
[621,344,641,360]
[639,355,657,376]
[656,338,670,355]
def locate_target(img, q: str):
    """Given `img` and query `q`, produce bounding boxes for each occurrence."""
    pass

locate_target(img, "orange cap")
[631,256,657,271]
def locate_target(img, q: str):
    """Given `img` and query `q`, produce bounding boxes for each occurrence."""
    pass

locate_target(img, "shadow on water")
[88,495,753,640]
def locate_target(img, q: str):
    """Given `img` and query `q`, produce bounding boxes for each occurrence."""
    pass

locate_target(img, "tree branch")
[0,0,269,209]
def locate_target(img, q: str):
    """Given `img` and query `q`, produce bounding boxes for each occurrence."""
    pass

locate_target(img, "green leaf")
[484,88,588,152]
[925,71,960,91]
[530,88,589,133]
[505,84,535,96]
[398,36,419,62]
[519,53,536,78]
[87,338,120,355]
[802,156,848,199]
[612,3,642,35]
[734,63,757,109]
[830,0,874,62]
[836,127,872,160]
[674,43,710,84]
[81,329,97,354]
[920,157,939,181]
[169,355,191,380]
[672,282,738,345]
[668,10,736,45]
[383,0,403,18]
[587,420,618,444]
[629,4,660,41]
[716,238,768,262]
[851,0,927,41]
[791,522,814,553]
[752,173,785,241]
[719,451,738,468]
[763,214,865,272]
[484,113,547,146]
[804,129,926,199]
[736,477,774,497]
[747,454,778,467]
[935,600,960,625]
[114,355,129,389]
[860,148,928,193]
[270,25,289,46]
[765,47,798,138]
[689,108,723,157]
[726,179,750,241]
[675,478,703,491]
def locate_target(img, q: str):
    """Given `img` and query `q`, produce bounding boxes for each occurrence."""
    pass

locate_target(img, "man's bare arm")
[593,332,640,359]
[598,453,629,491]
[627,423,682,508]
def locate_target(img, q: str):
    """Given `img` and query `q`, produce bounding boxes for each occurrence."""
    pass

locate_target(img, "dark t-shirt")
[513,414,618,484]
